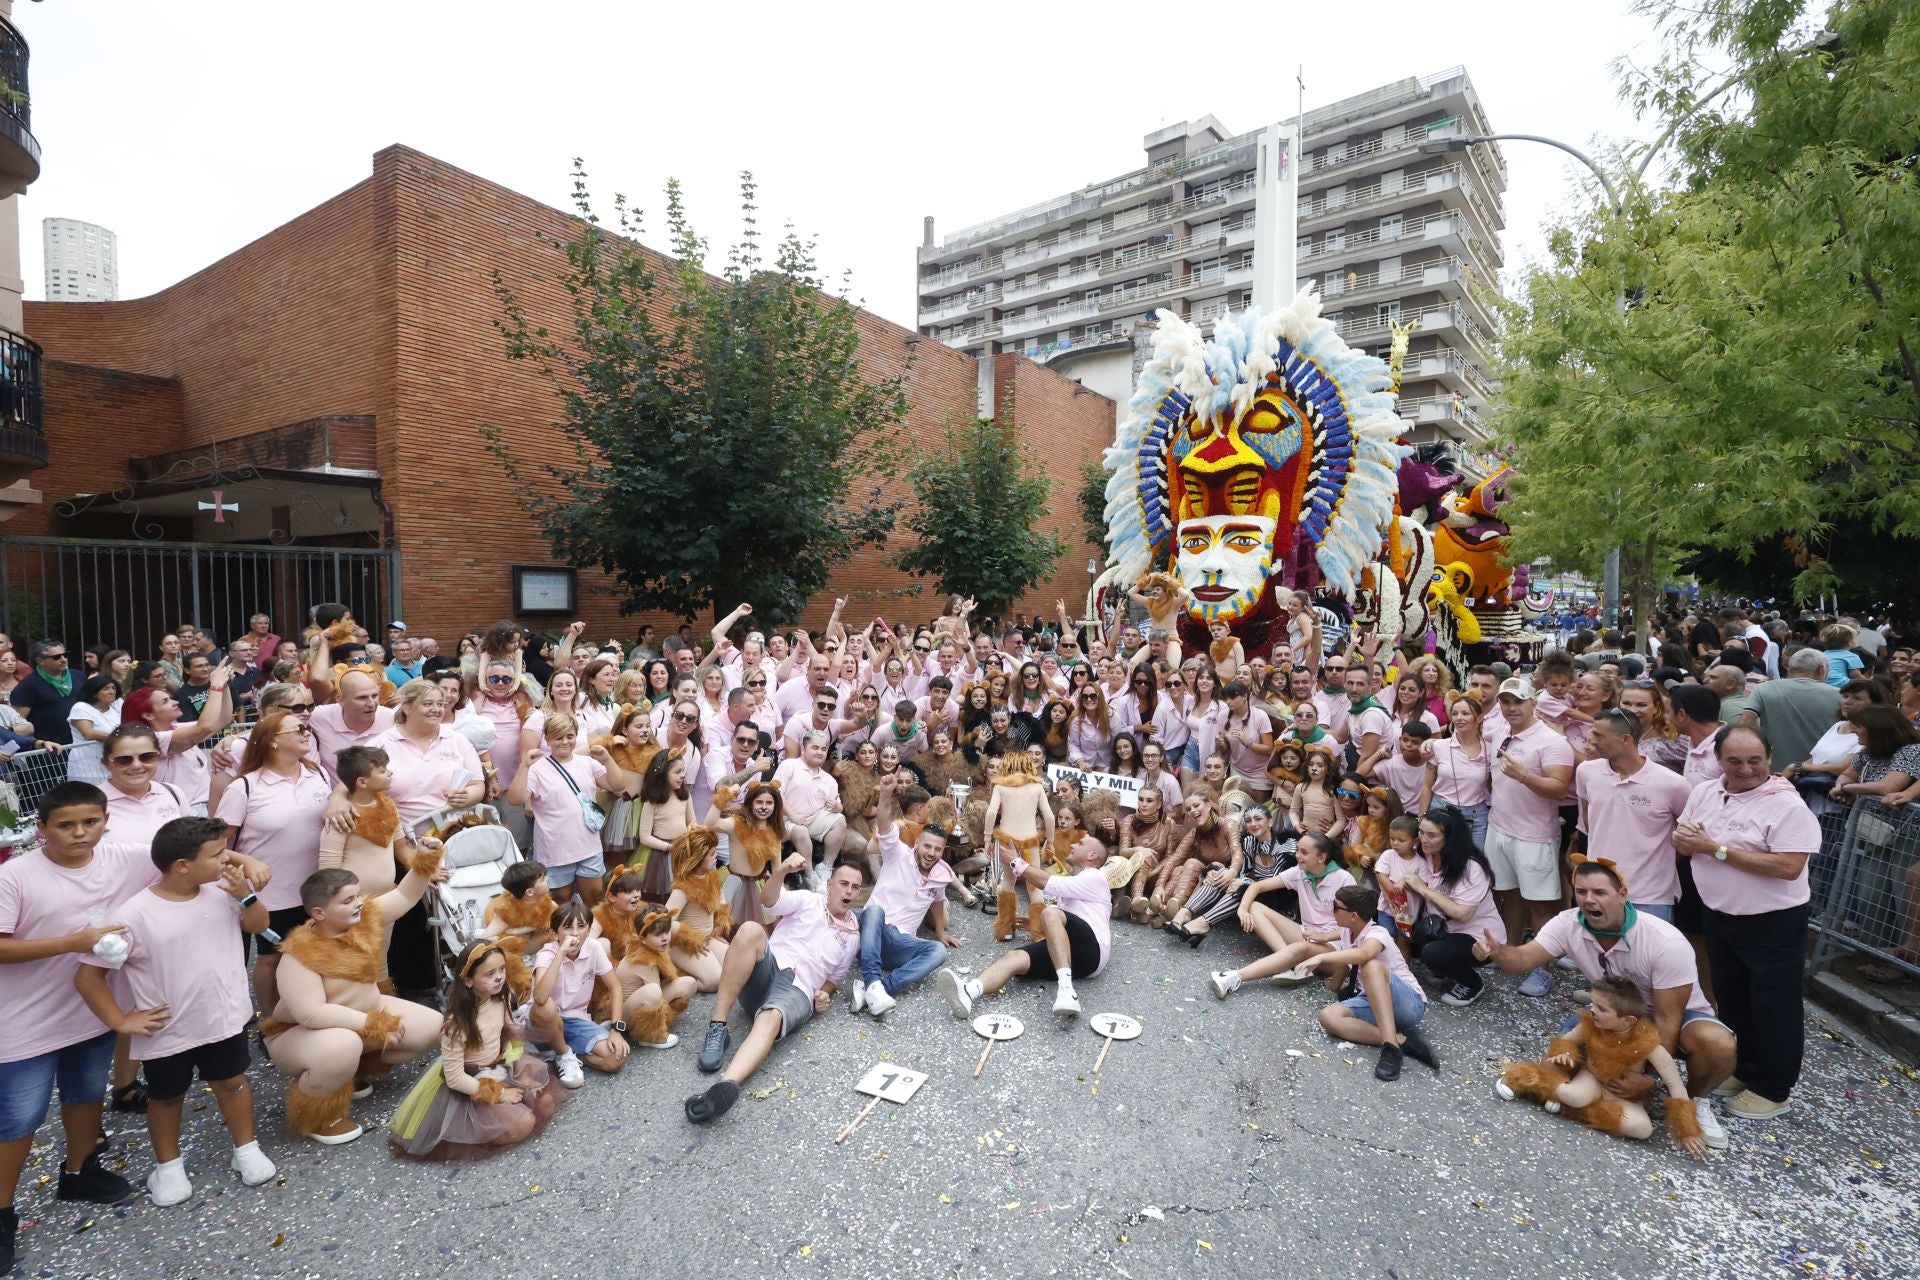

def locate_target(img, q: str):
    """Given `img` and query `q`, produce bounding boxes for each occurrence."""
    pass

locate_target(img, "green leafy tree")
[894,417,1065,617]
[1078,459,1110,552]
[482,165,906,622]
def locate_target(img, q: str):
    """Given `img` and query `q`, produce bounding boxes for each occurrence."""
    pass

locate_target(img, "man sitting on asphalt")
[935,830,1112,1019]
[684,853,866,1125]
[848,775,958,1017]
[1472,857,1737,1150]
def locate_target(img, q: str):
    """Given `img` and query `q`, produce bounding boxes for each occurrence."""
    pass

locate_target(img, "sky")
[15,0,1674,328]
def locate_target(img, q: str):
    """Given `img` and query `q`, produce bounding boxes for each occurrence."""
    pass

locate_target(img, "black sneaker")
[56,1150,134,1204]
[1,1205,16,1278]
[1439,981,1483,1007]
[1374,1043,1404,1081]
[1400,1027,1441,1073]
[684,1079,741,1124]
[696,1021,730,1074]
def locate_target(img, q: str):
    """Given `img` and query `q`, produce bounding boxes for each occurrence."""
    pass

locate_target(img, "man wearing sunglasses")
[1574,709,1696,925]
[10,639,79,747]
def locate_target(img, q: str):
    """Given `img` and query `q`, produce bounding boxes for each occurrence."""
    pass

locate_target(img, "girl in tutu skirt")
[704,779,797,932]
[598,709,657,864]
[389,940,564,1160]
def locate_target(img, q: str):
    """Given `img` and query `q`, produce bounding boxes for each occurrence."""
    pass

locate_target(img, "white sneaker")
[1493,1077,1517,1102]
[1694,1097,1728,1151]
[849,980,866,1014]
[864,981,896,1016]
[556,1051,585,1088]
[1543,1100,1562,1114]
[1052,986,1081,1016]
[147,1159,192,1207]
[636,1033,679,1049]
[1268,966,1312,987]
[230,1141,276,1187]
[1209,970,1239,999]
[936,968,974,1018]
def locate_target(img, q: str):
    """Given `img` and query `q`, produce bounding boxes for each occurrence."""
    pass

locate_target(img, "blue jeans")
[0,1030,117,1141]
[1341,974,1427,1030]
[1431,800,1489,851]
[1633,901,1675,922]
[857,905,947,995]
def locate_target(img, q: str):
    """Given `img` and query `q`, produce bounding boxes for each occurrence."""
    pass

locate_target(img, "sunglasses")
[43,653,68,661]
[109,751,163,766]
[285,703,315,712]
[915,646,931,653]
[746,680,766,688]
[1335,788,1362,799]
[280,724,312,737]
[485,674,515,685]
[671,711,698,723]
[815,702,838,711]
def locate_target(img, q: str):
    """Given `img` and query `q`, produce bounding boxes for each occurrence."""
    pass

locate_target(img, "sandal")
[109,1082,148,1113]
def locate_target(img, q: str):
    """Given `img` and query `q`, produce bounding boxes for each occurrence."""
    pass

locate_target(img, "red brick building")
[9,145,1114,649]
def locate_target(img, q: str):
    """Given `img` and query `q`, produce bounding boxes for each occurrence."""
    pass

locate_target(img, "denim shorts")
[1180,741,1201,771]
[0,1030,117,1141]
[536,1015,610,1058]
[545,851,607,890]
[1340,974,1427,1030]
[1632,902,1675,923]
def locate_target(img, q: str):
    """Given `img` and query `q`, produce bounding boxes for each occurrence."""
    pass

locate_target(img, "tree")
[1077,459,1110,553]
[894,417,1065,617]
[482,165,906,622]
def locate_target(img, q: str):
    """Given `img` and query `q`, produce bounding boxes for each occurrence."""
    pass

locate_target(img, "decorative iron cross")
[197,490,239,524]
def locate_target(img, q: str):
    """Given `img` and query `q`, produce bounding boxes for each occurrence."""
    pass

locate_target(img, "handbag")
[1411,911,1449,948]
[548,757,607,834]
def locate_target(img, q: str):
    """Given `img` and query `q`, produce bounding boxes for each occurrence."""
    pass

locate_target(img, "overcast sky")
[16,0,1672,328]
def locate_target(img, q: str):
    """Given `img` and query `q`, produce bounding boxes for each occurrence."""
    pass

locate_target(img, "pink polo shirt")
[103,780,190,849]
[1016,863,1113,976]
[1432,859,1505,943]
[213,764,331,909]
[765,888,861,999]
[1678,776,1818,915]
[83,884,254,1060]
[1425,735,1492,808]
[1346,703,1393,755]
[772,758,839,822]
[369,725,484,826]
[1373,752,1426,812]
[0,840,158,1062]
[1489,720,1575,844]
[1574,757,1697,906]
[1278,865,1357,935]
[1185,700,1226,764]
[532,936,612,1019]
[154,729,212,808]
[868,825,953,935]
[1312,689,1350,739]
[916,695,960,739]
[1066,716,1110,768]
[1224,707,1274,782]
[473,696,528,786]
[1349,921,1425,1000]
[1533,907,1712,1016]
[308,704,396,781]
[1682,733,1724,789]
[525,753,608,869]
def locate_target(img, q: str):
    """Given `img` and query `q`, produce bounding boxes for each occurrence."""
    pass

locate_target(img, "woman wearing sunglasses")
[118,661,233,815]
[217,708,334,1014]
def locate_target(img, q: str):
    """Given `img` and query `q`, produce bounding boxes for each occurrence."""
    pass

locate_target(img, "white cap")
[1497,675,1536,701]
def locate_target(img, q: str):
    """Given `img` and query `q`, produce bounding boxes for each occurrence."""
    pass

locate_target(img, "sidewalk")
[1809,949,1920,1066]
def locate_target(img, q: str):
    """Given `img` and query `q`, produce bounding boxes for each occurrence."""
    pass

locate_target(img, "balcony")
[1299,165,1502,241]
[0,328,46,481]
[1320,255,1475,311]
[1001,262,1102,307]
[1403,345,1496,403]
[1397,392,1488,443]
[1299,209,1501,280]
[0,17,38,198]
[1331,302,1496,366]
[921,285,1000,323]
[1300,117,1467,188]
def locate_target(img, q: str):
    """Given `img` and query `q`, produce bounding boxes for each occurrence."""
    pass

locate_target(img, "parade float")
[1095,290,1548,678]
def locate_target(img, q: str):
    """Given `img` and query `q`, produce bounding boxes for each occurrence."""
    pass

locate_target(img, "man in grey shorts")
[685,852,867,1124]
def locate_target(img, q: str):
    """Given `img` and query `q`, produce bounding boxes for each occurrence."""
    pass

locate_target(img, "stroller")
[420,803,524,984]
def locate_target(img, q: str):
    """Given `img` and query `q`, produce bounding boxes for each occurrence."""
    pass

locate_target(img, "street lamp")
[1419,131,1627,629]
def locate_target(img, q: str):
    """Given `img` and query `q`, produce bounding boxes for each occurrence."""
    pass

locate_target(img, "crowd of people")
[0,593,1913,1271]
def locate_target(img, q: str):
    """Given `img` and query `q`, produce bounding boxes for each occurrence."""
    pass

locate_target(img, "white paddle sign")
[971,1013,1024,1079]
[835,1063,930,1145]
[1088,1012,1142,1074]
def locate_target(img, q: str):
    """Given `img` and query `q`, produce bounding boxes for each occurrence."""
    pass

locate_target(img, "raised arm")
[551,620,587,676]
[168,660,235,750]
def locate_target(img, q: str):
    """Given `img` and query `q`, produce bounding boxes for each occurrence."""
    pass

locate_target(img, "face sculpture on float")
[1099,293,1408,660]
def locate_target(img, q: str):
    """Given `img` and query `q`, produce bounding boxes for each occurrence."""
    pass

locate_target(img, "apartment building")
[42,216,118,301]
[917,67,1503,462]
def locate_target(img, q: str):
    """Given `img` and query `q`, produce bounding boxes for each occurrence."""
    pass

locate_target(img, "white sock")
[231,1141,261,1158]
[964,978,983,1000]
[1056,969,1074,993]
[155,1157,185,1173]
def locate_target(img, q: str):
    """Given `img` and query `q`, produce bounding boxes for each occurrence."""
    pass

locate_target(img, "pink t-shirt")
[1185,700,1226,764]
[1278,865,1357,935]
[1489,721,1576,843]
[1678,777,1819,915]
[1683,733,1724,789]
[369,725,484,826]
[154,729,212,808]
[1067,716,1109,768]
[1346,703,1393,756]
[526,753,608,868]
[772,758,839,823]
[1372,848,1428,925]
[0,841,158,1062]
[1430,858,1505,943]
[1028,864,1114,976]
[103,780,190,850]
[473,697,527,787]
[1224,707,1274,782]
[308,704,397,782]
[83,884,254,1060]
[1425,735,1492,807]
[213,765,332,910]
[1574,758,1696,906]
[915,695,960,739]
[1312,689,1350,739]
[765,889,861,999]
[868,825,954,935]
[1532,907,1712,1016]
[1534,689,1572,728]
[1373,752,1426,812]
[1350,921,1426,1000]
[533,936,612,1019]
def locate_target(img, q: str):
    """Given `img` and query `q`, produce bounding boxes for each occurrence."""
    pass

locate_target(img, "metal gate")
[0,536,400,651]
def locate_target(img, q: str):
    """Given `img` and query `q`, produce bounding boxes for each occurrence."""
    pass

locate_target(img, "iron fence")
[1809,802,1920,982]
[0,536,398,652]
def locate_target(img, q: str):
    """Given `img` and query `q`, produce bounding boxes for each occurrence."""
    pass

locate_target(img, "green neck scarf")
[1347,695,1384,716]
[1580,902,1637,941]
[42,668,72,697]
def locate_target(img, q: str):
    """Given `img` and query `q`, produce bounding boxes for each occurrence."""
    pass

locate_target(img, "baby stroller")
[420,803,523,983]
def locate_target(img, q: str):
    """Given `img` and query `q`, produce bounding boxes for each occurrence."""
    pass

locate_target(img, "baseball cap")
[388,620,407,632]
[1497,676,1536,700]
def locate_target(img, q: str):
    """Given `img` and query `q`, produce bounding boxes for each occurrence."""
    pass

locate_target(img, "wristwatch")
[237,892,259,909]
[1713,845,1729,862]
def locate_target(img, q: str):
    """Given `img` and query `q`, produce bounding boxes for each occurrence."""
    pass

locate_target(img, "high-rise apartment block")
[43,217,117,301]
[917,67,1503,461]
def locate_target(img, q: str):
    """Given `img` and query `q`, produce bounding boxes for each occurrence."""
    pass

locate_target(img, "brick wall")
[19,145,1115,645]
[5,361,186,536]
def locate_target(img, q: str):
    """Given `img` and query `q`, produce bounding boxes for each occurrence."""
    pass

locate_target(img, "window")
[1379,214,1403,241]
[1377,302,1401,322]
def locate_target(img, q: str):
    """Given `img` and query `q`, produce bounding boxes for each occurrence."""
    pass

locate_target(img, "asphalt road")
[12,902,1918,1280]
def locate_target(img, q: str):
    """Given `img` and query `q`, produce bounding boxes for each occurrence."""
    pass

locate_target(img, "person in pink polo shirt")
[1486,676,1576,999]
[847,776,956,1017]
[308,670,395,784]
[774,732,847,880]
[1574,709,1697,921]
[935,829,1113,1020]
[683,853,867,1124]
[1672,724,1819,1121]
[1476,857,1737,1151]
